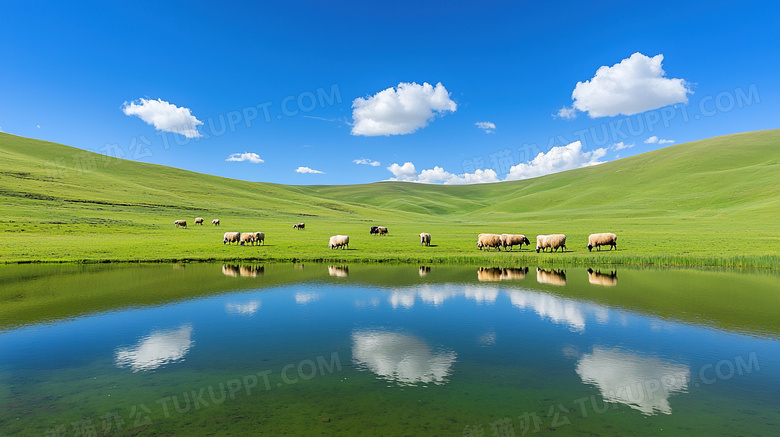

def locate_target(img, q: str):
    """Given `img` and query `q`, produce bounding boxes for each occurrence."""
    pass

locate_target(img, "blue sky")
[1,1,778,185]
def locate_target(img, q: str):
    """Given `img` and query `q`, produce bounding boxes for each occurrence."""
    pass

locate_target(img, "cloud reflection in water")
[115,324,194,372]
[351,330,457,386]
[225,300,261,316]
[576,347,690,415]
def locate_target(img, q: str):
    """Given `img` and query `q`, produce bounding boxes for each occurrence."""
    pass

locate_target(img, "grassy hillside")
[1,130,779,267]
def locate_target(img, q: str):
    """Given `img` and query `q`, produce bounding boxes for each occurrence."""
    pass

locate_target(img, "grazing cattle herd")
[174,218,618,254]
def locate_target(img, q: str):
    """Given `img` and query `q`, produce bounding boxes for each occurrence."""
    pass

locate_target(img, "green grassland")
[1,129,779,268]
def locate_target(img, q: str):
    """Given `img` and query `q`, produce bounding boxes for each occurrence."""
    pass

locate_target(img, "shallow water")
[0,263,778,436]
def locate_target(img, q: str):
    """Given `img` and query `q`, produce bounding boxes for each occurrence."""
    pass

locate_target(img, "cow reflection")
[419,266,431,277]
[328,265,349,277]
[536,268,566,286]
[587,268,617,286]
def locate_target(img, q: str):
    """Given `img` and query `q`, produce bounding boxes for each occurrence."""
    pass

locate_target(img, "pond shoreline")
[4,252,780,270]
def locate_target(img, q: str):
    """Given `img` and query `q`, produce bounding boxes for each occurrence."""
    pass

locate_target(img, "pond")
[1,263,779,436]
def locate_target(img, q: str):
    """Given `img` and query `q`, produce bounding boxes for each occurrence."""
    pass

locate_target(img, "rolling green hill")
[1,129,779,267]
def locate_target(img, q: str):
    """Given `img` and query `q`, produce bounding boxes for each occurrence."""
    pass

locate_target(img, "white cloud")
[421,167,499,185]
[226,152,264,164]
[570,53,691,118]
[296,166,324,174]
[354,158,380,166]
[644,136,675,144]
[385,141,610,185]
[387,162,419,181]
[36,125,41,129]
[556,106,577,120]
[387,161,499,185]
[475,121,495,133]
[122,98,203,138]
[505,141,607,181]
[610,142,634,151]
[351,82,457,136]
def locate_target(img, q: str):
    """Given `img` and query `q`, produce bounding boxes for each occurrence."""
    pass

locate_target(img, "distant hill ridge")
[1,129,779,222]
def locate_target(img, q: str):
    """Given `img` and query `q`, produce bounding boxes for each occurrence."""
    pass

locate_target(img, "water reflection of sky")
[114,324,194,372]
[390,284,501,308]
[225,300,261,316]
[2,265,778,433]
[351,330,457,386]
[384,284,608,333]
[575,347,690,415]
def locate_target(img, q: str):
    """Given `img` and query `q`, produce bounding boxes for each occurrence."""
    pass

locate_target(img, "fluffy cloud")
[354,158,380,166]
[385,141,610,185]
[556,106,577,120]
[296,166,324,174]
[644,136,675,144]
[475,121,495,133]
[226,152,264,164]
[387,162,499,185]
[570,53,691,118]
[419,167,499,184]
[122,98,203,138]
[386,162,419,181]
[610,142,634,151]
[504,141,607,181]
[351,82,457,136]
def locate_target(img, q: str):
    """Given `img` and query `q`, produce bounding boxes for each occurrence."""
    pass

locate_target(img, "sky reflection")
[351,330,457,386]
[576,347,690,415]
[114,324,194,372]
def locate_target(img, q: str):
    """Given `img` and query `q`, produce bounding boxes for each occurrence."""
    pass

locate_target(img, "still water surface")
[0,263,778,436]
